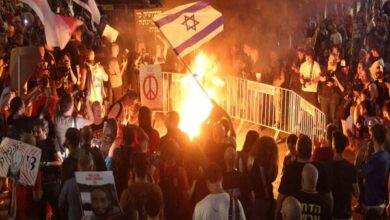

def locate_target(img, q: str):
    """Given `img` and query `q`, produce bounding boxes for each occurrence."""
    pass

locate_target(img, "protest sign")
[102,24,119,43]
[75,171,122,219]
[9,47,40,95]
[134,8,162,35]
[139,64,163,110]
[0,138,41,186]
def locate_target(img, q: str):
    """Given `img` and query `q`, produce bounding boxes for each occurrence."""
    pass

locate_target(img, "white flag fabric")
[73,0,101,29]
[20,0,83,49]
[153,1,223,58]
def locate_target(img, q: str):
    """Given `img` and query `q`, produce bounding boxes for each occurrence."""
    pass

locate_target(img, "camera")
[325,72,336,84]
[91,138,101,148]
[301,78,311,88]
[74,90,88,100]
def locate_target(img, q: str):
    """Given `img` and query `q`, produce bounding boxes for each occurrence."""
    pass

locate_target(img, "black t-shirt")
[327,159,357,218]
[223,170,252,203]
[293,191,332,220]
[64,40,83,75]
[90,118,107,141]
[282,154,296,172]
[160,128,190,150]
[278,161,330,196]
[37,138,61,182]
[205,141,233,169]
[318,72,338,98]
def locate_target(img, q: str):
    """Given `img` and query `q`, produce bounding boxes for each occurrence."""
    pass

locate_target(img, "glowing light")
[177,52,224,140]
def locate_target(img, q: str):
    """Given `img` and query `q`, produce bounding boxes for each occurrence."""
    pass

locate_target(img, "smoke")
[163,0,332,59]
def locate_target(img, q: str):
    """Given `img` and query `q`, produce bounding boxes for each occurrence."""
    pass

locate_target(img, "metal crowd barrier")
[161,73,327,141]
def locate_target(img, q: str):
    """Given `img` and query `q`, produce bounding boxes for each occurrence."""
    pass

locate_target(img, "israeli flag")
[153,1,223,58]
[73,0,101,29]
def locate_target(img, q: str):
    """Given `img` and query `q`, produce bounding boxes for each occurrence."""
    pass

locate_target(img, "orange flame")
[177,52,224,140]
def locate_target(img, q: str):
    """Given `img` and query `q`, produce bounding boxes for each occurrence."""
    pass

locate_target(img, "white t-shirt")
[330,32,343,45]
[193,192,246,220]
[299,61,321,93]
[88,64,108,103]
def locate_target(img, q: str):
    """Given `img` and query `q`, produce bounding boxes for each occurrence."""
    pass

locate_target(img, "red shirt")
[31,95,58,122]
[312,145,334,162]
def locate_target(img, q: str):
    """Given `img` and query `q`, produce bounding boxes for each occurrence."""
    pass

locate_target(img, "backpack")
[228,193,241,220]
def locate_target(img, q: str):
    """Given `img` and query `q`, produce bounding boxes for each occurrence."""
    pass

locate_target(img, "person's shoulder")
[311,160,327,168]
[285,161,305,171]
[223,171,238,183]
[63,156,78,165]
[54,115,69,125]
[294,190,325,202]
[376,150,390,160]
[108,57,118,63]
[43,136,58,146]
[151,128,160,137]
[338,159,355,168]
[149,183,163,195]
[76,116,90,123]
[199,192,229,205]
[63,176,77,188]
[300,61,308,68]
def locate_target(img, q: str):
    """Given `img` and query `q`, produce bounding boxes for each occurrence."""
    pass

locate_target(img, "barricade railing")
[161,73,327,140]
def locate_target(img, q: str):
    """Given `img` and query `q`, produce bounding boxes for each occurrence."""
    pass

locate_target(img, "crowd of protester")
[0,0,389,220]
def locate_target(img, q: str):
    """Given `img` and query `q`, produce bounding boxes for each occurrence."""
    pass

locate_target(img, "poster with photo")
[75,171,122,219]
[0,138,41,186]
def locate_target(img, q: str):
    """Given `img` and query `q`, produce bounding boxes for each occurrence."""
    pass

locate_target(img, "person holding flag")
[152,0,225,113]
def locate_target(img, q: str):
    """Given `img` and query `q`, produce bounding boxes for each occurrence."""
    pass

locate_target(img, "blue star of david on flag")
[181,15,199,31]
[153,1,224,58]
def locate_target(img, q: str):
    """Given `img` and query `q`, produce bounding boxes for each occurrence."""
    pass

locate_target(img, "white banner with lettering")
[75,171,123,219]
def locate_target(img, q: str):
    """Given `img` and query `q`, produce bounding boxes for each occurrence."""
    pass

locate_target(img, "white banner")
[102,24,119,43]
[75,171,122,219]
[139,64,164,110]
[0,138,42,186]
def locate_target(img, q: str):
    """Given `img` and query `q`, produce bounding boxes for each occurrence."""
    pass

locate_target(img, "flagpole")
[157,31,213,101]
